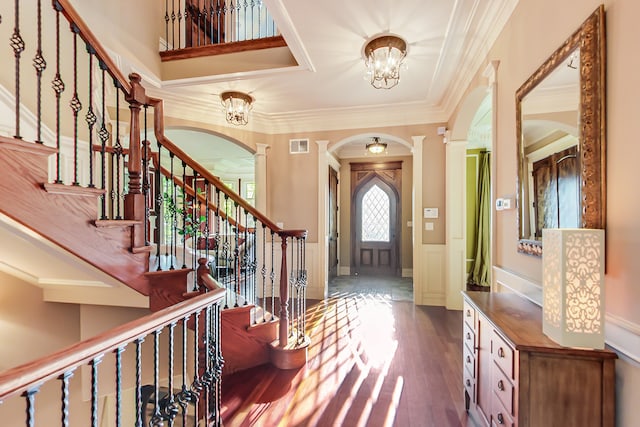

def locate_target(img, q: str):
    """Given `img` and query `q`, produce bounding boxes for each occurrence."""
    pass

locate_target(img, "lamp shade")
[542,228,605,349]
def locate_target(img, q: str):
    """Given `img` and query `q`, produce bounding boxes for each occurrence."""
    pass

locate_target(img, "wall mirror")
[516,5,606,256]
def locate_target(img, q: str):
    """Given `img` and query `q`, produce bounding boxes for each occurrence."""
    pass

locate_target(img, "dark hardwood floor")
[221,287,473,427]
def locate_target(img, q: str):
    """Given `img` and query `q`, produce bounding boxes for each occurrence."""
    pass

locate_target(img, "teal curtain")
[468,152,491,287]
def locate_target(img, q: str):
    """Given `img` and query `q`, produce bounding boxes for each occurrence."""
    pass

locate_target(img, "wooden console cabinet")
[462,291,617,427]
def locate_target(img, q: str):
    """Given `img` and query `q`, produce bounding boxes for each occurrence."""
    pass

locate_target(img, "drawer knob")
[497,413,505,424]
[498,347,505,358]
[466,332,471,340]
[466,310,472,317]
[497,380,505,391]
[466,355,471,363]
[466,379,471,387]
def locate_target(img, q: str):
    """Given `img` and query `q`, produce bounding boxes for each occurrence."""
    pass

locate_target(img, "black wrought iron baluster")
[85,46,97,188]
[177,0,183,49]
[150,329,163,427]
[191,310,201,423]
[142,107,150,245]
[204,179,210,261]
[155,143,163,271]
[52,2,65,184]
[243,209,249,307]
[114,346,124,427]
[289,237,295,338]
[228,0,235,42]
[58,370,74,427]
[257,0,262,39]
[261,223,267,322]
[11,0,25,140]
[213,303,224,426]
[70,25,82,186]
[90,356,103,427]
[33,0,46,143]
[243,0,248,41]
[171,0,176,50]
[99,62,111,219]
[177,315,190,427]
[193,170,202,291]
[216,0,222,44]
[164,0,170,51]
[163,322,179,426]
[169,152,176,270]
[135,337,144,427]
[202,306,211,423]
[23,386,39,427]
[270,229,276,318]
[113,83,123,219]
[214,188,221,281]
[201,1,208,45]
[209,0,214,45]
[181,161,188,268]
[197,0,203,46]
[234,202,240,305]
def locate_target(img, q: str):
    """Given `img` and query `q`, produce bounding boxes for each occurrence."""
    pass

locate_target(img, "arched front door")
[351,162,401,277]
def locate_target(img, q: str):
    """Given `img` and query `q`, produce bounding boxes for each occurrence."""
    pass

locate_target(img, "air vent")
[289,139,309,154]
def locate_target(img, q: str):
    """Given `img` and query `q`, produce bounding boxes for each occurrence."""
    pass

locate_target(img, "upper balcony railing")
[162,0,279,52]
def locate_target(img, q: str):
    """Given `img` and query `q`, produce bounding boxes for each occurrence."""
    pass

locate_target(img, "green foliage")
[163,184,206,238]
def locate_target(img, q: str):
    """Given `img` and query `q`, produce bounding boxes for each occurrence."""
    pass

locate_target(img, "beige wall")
[450,0,640,422]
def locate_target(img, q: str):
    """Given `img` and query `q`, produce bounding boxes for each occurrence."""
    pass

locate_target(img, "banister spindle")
[52,2,65,184]
[70,25,83,186]
[59,370,74,427]
[279,235,289,348]
[135,337,144,427]
[33,0,46,144]
[177,0,183,49]
[114,347,124,427]
[261,224,267,322]
[23,386,40,427]
[113,83,123,219]
[164,0,170,51]
[163,322,179,423]
[150,329,163,427]
[155,143,163,271]
[192,310,201,423]
[98,62,111,219]
[270,229,276,319]
[169,152,176,270]
[11,0,25,140]
[142,108,150,246]
[204,179,210,260]
[90,356,103,427]
[181,161,188,268]
[85,46,97,188]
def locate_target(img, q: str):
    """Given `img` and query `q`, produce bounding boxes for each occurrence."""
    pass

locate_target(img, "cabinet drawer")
[463,320,475,352]
[463,300,476,327]
[463,343,475,377]
[463,367,475,403]
[492,331,514,379]
[491,393,515,427]
[492,361,514,415]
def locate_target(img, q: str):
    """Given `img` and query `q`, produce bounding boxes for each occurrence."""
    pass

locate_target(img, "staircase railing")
[161,0,279,51]
[0,280,226,427]
[138,80,309,349]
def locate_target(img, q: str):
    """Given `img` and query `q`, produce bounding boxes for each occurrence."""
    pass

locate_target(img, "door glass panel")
[362,184,390,242]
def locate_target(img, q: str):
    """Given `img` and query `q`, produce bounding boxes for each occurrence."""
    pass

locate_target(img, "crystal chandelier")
[364,35,407,89]
[220,91,253,125]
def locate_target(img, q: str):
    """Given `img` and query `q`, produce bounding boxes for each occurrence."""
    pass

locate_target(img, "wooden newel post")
[279,235,289,348]
[125,73,147,249]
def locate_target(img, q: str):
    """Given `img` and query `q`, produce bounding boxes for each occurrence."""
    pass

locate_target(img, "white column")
[445,137,467,310]
[483,60,499,288]
[254,143,268,214]
[411,136,425,304]
[316,140,330,299]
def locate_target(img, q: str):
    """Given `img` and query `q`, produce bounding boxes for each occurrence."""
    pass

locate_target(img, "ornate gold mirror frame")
[515,5,606,256]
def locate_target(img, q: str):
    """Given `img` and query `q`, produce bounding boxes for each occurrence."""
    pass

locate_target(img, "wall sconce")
[220,91,253,125]
[542,228,605,349]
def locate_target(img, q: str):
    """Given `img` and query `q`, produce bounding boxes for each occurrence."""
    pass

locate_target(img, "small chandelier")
[366,137,387,154]
[364,35,407,89]
[220,91,253,125]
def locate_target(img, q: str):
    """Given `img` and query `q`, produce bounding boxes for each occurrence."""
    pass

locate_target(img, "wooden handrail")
[0,288,224,401]
[142,88,307,239]
[57,0,131,95]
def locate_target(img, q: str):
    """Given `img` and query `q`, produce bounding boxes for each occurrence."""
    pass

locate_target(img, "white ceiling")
[145,0,519,139]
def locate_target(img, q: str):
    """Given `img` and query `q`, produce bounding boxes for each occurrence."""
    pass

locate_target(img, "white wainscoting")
[493,265,640,364]
[414,244,446,306]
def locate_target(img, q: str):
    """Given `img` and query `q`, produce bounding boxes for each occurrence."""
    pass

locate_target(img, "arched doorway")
[350,162,402,277]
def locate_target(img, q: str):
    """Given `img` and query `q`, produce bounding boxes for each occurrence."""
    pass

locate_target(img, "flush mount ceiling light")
[366,137,387,154]
[364,35,407,89]
[220,91,253,125]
